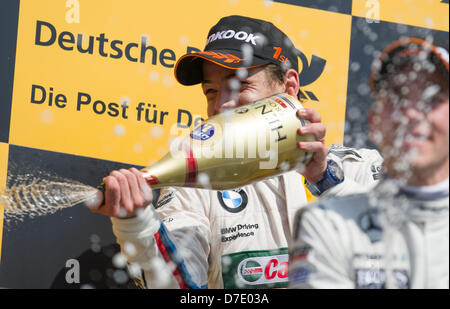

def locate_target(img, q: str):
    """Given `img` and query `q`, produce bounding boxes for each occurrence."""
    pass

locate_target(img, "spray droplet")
[114,124,126,137]
[151,126,164,138]
[133,143,143,154]
[84,190,104,210]
[149,71,160,82]
[299,30,309,40]
[263,0,274,8]
[112,252,127,269]
[279,161,290,172]
[149,257,173,288]
[241,44,254,66]
[40,109,54,124]
[141,34,151,43]
[120,96,130,109]
[179,36,189,46]
[236,68,248,79]
[90,234,100,244]
[128,263,141,278]
[123,241,137,257]
[198,173,211,189]
[350,62,361,72]
[229,79,241,91]
[162,74,175,88]
[113,269,129,284]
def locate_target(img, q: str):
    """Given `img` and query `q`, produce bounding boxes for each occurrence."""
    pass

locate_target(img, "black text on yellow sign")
[30,84,204,128]
[11,0,354,167]
[35,20,200,68]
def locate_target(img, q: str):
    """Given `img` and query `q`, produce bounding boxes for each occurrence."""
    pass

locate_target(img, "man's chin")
[388,151,425,174]
[404,152,428,169]
[402,153,443,177]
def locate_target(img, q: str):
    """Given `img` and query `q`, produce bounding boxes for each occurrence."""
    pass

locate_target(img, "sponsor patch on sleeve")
[370,164,384,180]
[328,144,362,160]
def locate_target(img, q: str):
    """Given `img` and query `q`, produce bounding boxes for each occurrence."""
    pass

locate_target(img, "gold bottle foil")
[140,93,315,190]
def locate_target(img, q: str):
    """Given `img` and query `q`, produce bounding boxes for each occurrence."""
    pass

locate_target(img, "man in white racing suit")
[110,146,382,289]
[89,15,383,289]
[289,38,449,289]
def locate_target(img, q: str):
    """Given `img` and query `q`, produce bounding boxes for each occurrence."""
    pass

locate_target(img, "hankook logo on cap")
[218,189,248,213]
[206,30,260,46]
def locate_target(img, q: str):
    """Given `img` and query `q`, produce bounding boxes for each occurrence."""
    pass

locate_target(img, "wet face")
[201,61,286,117]
[370,64,449,182]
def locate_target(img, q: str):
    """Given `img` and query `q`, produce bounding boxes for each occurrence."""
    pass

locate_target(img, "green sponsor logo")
[239,259,263,282]
[221,248,289,289]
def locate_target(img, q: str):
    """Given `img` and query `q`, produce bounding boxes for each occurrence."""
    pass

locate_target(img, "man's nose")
[215,84,239,113]
[403,104,426,122]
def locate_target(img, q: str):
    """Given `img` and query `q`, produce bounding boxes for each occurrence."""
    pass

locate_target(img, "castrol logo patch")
[237,254,289,286]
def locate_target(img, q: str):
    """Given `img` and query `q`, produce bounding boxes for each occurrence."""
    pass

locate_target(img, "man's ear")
[284,69,300,97]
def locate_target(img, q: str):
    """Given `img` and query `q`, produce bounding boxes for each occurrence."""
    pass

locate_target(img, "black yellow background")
[0,0,448,288]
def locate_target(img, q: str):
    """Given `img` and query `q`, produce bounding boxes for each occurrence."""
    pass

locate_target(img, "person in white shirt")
[289,37,449,289]
[88,15,383,289]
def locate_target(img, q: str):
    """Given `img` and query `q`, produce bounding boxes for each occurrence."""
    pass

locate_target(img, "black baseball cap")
[175,15,299,86]
[370,37,449,93]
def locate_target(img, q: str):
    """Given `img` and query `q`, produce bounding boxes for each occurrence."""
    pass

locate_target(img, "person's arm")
[89,168,210,289]
[111,187,211,289]
[289,204,354,289]
[295,108,383,197]
[111,185,210,289]
[306,146,384,197]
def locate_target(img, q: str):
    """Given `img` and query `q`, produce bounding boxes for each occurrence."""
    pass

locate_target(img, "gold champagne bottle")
[96,93,314,196]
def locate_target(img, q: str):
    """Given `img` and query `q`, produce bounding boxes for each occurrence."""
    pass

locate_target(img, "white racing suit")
[289,178,449,289]
[111,145,383,289]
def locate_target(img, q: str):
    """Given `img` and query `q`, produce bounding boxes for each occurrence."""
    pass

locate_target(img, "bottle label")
[190,123,215,141]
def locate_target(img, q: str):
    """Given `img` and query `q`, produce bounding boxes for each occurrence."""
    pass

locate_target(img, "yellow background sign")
[1,0,448,287]
[10,0,350,168]
[353,0,449,31]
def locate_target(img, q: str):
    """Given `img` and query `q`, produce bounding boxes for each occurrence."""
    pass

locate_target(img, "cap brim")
[174,49,270,86]
[370,38,450,93]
